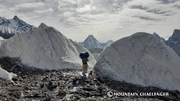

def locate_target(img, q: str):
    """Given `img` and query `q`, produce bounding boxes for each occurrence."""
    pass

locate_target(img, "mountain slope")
[89,48,103,60]
[0,23,96,70]
[0,36,5,45]
[79,35,101,49]
[0,15,36,39]
[89,48,103,54]
[94,32,180,91]
[79,35,113,49]
[153,32,166,43]
[166,29,180,55]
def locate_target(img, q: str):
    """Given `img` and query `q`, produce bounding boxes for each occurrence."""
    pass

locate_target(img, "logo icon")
[107,91,113,97]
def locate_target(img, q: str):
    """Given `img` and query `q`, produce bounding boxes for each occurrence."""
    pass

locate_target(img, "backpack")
[79,53,84,59]
[79,52,89,59]
[84,52,89,58]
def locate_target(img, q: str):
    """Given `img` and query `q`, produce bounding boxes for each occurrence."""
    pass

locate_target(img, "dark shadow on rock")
[47,81,58,91]
[72,76,87,87]
[0,57,45,76]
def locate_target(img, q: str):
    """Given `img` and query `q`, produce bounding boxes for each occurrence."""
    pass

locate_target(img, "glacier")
[0,23,96,70]
[94,32,180,91]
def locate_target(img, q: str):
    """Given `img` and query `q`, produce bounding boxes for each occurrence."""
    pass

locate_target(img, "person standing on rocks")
[80,52,89,76]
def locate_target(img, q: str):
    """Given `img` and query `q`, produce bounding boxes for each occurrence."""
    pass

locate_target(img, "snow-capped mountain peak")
[87,35,96,39]
[79,35,113,49]
[105,40,113,46]
[0,16,36,39]
[13,15,19,21]
[84,35,99,43]
[0,17,10,26]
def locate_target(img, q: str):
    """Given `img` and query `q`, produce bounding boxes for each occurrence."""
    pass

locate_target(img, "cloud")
[14,2,45,13]
[76,5,93,13]
[15,2,44,8]
[99,0,180,42]
[157,0,179,4]
[63,12,73,17]
[76,0,96,13]
[134,16,160,21]
[0,0,180,42]
[34,8,53,14]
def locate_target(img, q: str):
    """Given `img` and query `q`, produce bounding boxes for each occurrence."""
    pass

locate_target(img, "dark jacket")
[82,57,88,64]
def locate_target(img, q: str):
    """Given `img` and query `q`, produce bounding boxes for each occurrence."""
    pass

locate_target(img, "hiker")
[80,52,89,76]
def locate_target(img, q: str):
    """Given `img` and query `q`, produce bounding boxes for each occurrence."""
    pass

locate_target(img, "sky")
[0,0,180,42]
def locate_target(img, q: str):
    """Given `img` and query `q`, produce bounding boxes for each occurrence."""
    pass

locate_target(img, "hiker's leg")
[82,65,84,74]
[82,64,85,74]
[85,64,88,73]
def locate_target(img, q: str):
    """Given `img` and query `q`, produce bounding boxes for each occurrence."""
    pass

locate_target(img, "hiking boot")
[82,72,85,76]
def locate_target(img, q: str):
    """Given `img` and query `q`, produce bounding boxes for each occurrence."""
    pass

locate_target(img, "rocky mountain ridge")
[0,15,36,39]
[166,29,180,55]
[78,35,113,49]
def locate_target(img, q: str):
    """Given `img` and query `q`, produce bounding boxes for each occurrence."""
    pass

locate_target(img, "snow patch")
[0,66,17,80]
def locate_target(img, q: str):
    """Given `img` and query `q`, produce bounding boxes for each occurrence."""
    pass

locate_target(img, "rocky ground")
[0,57,180,101]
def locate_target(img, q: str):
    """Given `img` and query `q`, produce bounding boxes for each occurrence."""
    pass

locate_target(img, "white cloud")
[0,0,179,42]
[63,12,72,17]
[65,0,76,4]
[15,2,45,8]
[34,8,53,14]
[76,4,96,13]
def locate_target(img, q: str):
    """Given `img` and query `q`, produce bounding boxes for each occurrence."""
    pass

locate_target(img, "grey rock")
[153,32,166,43]
[166,29,180,54]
